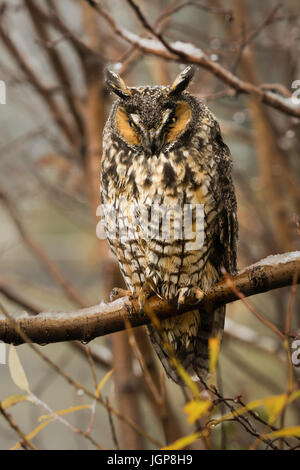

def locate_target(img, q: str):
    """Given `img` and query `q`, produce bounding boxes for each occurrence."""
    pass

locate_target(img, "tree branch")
[83,0,300,118]
[0,11,76,146]
[0,252,299,345]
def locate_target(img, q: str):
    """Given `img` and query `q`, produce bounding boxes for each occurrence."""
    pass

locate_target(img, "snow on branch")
[84,0,300,119]
[0,251,299,346]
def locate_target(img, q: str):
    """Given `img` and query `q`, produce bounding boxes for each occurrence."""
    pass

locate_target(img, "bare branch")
[0,188,88,307]
[224,318,285,360]
[0,252,299,345]
[24,0,85,138]
[0,14,76,145]
[0,403,36,450]
[84,0,300,118]
[27,0,98,61]
[155,1,233,25]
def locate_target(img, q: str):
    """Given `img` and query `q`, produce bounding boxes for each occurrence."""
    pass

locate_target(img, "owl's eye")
[116,107,140,145]
[165,101,192,144]
[167,113,177,126]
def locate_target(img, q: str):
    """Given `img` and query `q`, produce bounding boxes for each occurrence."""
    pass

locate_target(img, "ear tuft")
[105,69,131,100]
[169,66,196,96]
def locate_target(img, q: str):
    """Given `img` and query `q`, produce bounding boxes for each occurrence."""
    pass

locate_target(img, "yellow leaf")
[162,432,202,450]
[8,344,30,393]
[11,419,54,450]
[173,362,199,399]
[38,404,92,422]
[1,394,28,410]
[212,394,288,427]
[95,369,114,398]
[209,334,221,376]
[266,426,300,439]
[289,389,300,403]
[12,404,94,449]
[263,394,287,423]
[211,398,269,425]
[184,399,211,424]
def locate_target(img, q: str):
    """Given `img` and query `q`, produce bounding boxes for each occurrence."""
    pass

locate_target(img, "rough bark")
[0,252,299,345]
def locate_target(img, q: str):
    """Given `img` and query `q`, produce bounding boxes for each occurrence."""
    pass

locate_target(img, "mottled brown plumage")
[101,67,238,385]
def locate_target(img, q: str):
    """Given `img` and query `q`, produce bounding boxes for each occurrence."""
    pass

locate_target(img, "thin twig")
[83,0,300,118]
[0,188,88,307]
[0,402,36,450]
[222,268,286,340]
[105,396,120,450]
[0,304,162,448]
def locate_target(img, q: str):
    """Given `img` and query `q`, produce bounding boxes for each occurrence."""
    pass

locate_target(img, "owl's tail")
[147,305,225,386]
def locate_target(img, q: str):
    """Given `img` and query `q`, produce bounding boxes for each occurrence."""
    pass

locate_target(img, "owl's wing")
[218,205,238,274]
[212,126,238,275]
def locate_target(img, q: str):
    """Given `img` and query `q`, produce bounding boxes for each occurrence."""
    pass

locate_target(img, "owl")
[101,66,238,385]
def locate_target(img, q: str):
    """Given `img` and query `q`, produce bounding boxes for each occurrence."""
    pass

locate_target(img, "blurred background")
[0,0,299,450]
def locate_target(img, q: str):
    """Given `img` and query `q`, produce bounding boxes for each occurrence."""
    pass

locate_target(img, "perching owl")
[101,66,238,385]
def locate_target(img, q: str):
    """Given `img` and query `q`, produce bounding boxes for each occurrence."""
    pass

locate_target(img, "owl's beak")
[150,140,159,155]
[145,129,160,155]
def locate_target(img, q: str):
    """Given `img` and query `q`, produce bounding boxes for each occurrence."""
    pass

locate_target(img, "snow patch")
[171,41,204,58]
[122,29,205,59]
[240,251,300,272]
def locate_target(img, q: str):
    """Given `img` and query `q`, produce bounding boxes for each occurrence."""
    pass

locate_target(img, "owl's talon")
[137,283,153,317]
[110,287,132,302]
[178,287,189,306]
[193,287,205,303]
[139,304,145,318]
[177,287,204,308]
[138,297,146,317]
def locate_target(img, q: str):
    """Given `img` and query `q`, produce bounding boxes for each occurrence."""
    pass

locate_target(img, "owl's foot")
[110,287,132,302]
[177,287,204,309]
[138,283,154,317]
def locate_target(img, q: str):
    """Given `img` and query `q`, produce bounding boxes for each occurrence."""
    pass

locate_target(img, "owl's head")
[105,66,198,155]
